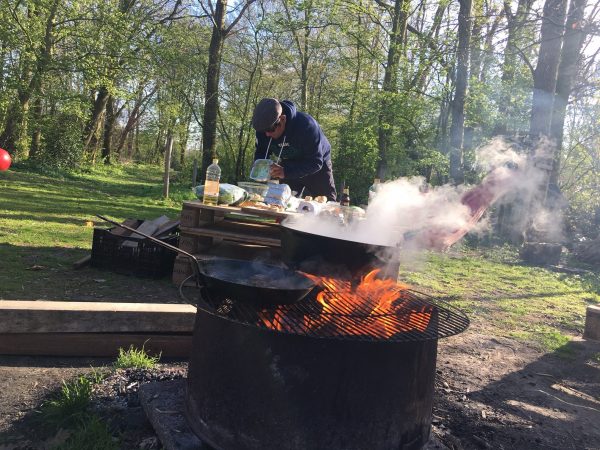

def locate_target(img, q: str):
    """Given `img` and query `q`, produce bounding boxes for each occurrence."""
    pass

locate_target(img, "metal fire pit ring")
[198,286,469,343]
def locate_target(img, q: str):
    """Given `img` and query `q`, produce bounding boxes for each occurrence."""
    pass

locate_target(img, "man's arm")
[282,125,324,179]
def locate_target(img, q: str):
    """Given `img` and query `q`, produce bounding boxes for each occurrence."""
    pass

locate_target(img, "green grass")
[52,416,119,450]
[39,375,95,428]
[37,369,116,448]
[399,245,600,352]
[115,343,161,369]
[0,162,196,300]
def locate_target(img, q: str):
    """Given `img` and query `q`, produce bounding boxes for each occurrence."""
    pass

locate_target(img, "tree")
[447,0,472,184]
[529,0,568,140]
[549,0,588,184]
[199,0,256,176]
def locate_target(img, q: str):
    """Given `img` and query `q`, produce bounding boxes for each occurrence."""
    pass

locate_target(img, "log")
[584,305,600,341]
[0,301,196,333]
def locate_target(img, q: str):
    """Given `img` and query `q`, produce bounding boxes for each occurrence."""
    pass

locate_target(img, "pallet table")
[173,201,295,285]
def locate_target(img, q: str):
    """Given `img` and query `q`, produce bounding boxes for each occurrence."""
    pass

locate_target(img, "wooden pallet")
[173,202,292,284]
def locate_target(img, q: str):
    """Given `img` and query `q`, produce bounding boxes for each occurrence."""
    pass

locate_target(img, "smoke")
[282,137,564,263]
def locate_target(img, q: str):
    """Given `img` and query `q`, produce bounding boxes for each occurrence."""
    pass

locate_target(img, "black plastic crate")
[90,225,179,279]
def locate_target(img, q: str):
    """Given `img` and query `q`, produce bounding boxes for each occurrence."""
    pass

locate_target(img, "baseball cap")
[252,98,282,132]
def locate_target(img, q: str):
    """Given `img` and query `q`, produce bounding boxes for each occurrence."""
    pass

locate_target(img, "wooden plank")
[0,333,192,358]
[109,218,141,237]
[72,254,91,269]
[180,226,280,247]
[241,206,293,220]
[122,216,170,247]
[0,301,196,334]
[155,219,180,237]
[182,201,242,213]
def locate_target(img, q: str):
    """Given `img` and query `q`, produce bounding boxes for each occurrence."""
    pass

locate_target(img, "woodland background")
[0,0,598,239]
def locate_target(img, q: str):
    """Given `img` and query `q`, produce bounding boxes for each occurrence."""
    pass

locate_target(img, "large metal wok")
[280,221,399,274]
[96,215,316,307]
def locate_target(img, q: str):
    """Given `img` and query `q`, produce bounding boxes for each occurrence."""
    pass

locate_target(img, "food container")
[237,181,269,198]
[250,159,273,182]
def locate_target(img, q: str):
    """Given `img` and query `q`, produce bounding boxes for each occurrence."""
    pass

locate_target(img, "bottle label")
[203,180,220,205]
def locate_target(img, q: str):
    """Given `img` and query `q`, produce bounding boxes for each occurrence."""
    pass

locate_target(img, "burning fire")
[259,269,432,338]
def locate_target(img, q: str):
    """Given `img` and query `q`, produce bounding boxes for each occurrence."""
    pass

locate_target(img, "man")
[252,98,337,201]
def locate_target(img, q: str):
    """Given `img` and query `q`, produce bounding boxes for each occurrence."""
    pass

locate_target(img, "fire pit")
[184,269,469,450]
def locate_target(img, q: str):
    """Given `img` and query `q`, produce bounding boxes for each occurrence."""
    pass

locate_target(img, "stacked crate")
[172,201,285,285]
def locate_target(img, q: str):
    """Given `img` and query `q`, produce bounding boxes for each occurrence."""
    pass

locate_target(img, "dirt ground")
[0,317,599,449]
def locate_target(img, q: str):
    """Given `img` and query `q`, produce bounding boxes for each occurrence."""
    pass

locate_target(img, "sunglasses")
[264,117,282,133]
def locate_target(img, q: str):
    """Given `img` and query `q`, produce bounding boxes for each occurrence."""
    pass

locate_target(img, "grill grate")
[198,280,469,343]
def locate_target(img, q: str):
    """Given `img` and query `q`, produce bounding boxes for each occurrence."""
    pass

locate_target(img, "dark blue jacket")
[254,100,336,200]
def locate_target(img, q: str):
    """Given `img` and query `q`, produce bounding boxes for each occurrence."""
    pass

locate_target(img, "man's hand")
[270,163,285,179]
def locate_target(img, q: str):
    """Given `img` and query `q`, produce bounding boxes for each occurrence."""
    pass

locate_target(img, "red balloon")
[0,148,11,171]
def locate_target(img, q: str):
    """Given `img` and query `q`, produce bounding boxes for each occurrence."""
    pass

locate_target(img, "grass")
[37,370,118,450]
[52,416,118,450]
[399,245,600,353]
[115,343,161,369]
[0,162,196,300]
[2,162,599,354]
[38,375,96,428]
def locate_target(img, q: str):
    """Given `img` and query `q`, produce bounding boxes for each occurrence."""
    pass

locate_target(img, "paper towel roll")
[297,200,322,215]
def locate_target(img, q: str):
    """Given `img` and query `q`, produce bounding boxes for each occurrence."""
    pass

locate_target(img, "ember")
[259,269,432,338]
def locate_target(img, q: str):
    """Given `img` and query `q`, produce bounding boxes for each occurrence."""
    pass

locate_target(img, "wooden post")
[163,131,174,198]
[192,158,198,187]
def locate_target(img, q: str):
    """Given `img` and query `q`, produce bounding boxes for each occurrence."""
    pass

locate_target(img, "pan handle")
[95,214,206,287]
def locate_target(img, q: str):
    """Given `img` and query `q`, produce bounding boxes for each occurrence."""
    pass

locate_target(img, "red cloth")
[413,167,515,250]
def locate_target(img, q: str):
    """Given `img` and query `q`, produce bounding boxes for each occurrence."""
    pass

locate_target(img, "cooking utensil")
[96,215,316,307]
[280,221,399,275]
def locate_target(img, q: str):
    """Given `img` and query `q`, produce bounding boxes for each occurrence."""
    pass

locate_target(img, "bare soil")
[0,318,599,449]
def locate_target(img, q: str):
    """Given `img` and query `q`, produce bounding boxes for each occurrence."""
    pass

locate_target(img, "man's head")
[252,98,286,138]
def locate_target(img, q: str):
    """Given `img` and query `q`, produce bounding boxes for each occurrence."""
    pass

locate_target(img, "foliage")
[39,376,95,428]
[115,344,161,369]
[52,416,119,450]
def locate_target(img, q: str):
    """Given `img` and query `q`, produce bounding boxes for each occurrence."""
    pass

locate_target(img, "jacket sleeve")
[281,126,324,179]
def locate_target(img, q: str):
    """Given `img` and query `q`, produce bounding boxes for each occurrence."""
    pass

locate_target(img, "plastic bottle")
[203,157,221,205]
[340,186,350,207]
[368,178,381,204]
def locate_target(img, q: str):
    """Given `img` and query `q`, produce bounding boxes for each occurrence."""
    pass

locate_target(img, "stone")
[138,379,207,450]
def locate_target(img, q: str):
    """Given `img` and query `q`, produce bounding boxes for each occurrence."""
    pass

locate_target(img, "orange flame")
[259,268,431,338]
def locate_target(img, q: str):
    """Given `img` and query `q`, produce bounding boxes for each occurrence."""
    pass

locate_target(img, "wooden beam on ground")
[72,254,92,269]
[584,305,600,341]
[0,333,192,358]
[0,301,196,333]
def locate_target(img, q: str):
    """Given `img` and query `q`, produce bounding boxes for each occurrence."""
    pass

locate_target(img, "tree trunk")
[30,97,43,159]
[376,0,407,180]
[83,87,110,150]
[163,130,174,198]
[529,0,568,140]
[494,0,534,135]
[201,0,227,176]
[448,0,472,184]
[101,95,115,164]
[549,0,587,185]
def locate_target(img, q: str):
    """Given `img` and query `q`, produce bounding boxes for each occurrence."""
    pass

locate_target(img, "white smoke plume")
[282,137,563,262]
